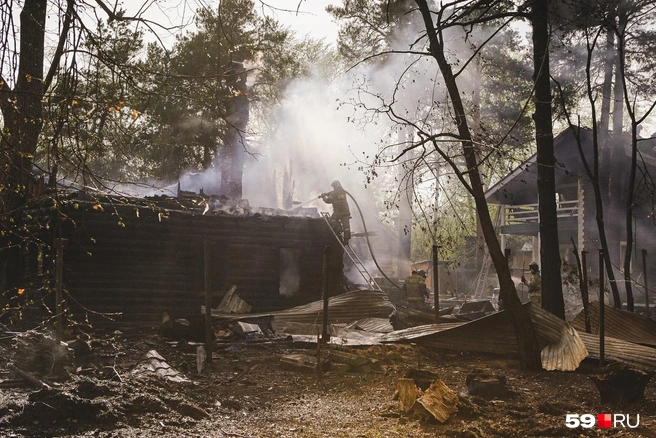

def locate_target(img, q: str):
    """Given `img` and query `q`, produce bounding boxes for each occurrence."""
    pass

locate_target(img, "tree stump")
[465,368,508,399]
[590,363,654,404]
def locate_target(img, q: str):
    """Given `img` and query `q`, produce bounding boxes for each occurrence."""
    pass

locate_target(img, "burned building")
[13,190,343,327]
[485,127,656,309]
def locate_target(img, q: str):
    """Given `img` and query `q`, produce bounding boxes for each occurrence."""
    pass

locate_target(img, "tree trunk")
[472,60,486,271]
[599,27,614,135]
[531,0,565,319]
[616,11,635,312]
[397,127,413,279]
[624,122,637,311]
[415,0,541,370]
[219,61,249,199]
[0,0,47,214]
[612,13,627,138]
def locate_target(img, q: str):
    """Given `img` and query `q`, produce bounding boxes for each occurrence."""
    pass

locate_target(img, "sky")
[124,0,341,47]
[258,0,340,42]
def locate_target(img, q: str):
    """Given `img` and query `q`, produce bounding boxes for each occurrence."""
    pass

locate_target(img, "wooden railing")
[502,200,578,225]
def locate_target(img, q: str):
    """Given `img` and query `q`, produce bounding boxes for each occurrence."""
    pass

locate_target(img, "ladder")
[321,213,382,291]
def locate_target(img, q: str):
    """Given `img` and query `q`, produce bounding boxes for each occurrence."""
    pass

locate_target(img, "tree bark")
[415,0,541,370]
[530,0,565,319]
[397,127,413,279]
[0,0,47,213]
[219,61,249,199]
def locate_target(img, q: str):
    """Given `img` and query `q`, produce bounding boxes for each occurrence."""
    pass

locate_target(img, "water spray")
[291,197,319,209]
[345,191,403,291]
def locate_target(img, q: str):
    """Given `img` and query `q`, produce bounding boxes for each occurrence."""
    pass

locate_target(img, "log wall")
[24,197,342,327]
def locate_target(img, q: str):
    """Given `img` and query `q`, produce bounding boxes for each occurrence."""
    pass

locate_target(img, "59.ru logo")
[565,413,640,429]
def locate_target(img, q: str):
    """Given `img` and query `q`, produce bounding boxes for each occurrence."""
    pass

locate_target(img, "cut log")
[590,363,654,404]
[415,380,459,423]
[397,378,421,414]
[406,368,440,391]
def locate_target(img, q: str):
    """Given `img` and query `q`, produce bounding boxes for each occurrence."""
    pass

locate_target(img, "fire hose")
[345,191,403,291]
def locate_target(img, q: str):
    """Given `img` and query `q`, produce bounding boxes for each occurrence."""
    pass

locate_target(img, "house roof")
[485,127,656,206]
[485,127,595,205]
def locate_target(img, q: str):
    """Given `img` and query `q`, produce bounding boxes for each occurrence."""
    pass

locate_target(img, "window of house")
[279,248,301,297]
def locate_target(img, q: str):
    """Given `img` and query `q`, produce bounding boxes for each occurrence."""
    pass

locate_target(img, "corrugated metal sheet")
[578,332,656,370]
[571,301,656,347]
[527,304,589,371]
[209,289,395,334]
[289,333,382,346]
[344,317,394,333]
[215,286,252,314]
[380,303,588,371]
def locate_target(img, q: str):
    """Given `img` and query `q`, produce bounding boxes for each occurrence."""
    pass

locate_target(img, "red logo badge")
[598,413,612,429]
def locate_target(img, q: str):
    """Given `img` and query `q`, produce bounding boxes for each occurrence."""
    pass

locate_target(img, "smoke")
[170,8,488,283]
[236,36,460,285]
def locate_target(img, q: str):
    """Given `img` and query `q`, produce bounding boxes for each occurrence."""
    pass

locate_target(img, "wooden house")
[485,127,656,308]
[15,191,343,327]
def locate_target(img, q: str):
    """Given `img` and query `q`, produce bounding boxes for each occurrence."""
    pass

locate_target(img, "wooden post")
[321,246,331,343]
[599,249,605,367]
[432,245,439,322]
[54,238,66,342]
[204,241,212,364]
[643,249,650,318]
[581,251,591,333]
[504,247,511,271]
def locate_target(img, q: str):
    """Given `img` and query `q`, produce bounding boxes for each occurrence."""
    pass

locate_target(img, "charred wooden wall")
[26,198,342,327]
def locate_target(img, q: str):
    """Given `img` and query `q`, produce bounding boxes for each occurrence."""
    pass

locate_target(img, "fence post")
[581,251,591,333]
[599,249,605,367]
[643,249,650,318]
[321,246,331,343]
[432,245,439,322]
[204,241,212,364]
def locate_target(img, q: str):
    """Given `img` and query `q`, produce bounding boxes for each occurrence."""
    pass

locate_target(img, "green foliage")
[39,19,148,187]
[327,0,413,64]
[135,0,326,180]
[329,1,538,264]
[35,0,337,187]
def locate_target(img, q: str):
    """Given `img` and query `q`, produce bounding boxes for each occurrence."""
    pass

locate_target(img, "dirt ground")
[1,327,656,438]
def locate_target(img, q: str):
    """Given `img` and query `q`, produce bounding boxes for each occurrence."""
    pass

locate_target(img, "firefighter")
[403,269,430,311]
[319,180,351,244]
[521,261,542,306]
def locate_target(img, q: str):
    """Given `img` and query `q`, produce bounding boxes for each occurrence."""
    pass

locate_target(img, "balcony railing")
[502,200,578,225]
